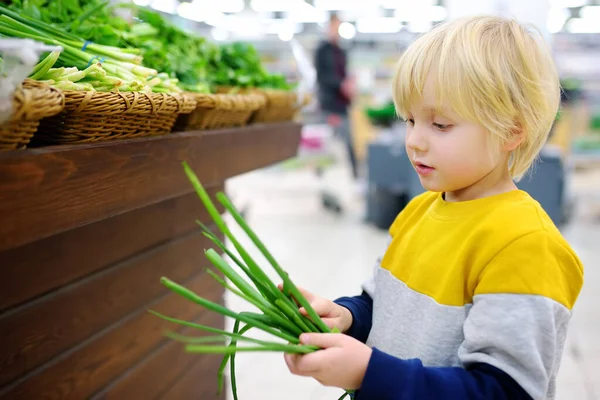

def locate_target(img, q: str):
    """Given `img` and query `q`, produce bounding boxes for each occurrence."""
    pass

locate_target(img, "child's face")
[404,75,508,197]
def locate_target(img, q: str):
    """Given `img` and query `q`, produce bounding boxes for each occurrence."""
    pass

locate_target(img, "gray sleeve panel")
[458,293,571,400]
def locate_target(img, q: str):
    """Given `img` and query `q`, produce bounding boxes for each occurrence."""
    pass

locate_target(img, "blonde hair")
[392,16,560,180]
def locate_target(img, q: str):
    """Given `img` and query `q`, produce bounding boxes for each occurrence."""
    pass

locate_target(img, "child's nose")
[405,126,428,153]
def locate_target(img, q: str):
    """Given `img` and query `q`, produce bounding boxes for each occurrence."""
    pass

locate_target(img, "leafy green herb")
[211,42,295,90]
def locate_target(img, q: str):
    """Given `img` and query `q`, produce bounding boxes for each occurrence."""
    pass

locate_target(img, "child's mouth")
[414,161,434,176]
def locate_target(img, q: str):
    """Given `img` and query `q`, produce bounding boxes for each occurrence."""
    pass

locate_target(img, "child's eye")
[433,122,451,131]
[405,118,415,125]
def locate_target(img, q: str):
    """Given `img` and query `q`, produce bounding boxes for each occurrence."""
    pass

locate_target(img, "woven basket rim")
[188,92,266,112]
[61,90,197,115]
[10,79,65,121]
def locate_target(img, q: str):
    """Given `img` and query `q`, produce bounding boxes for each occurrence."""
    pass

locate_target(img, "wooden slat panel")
[0,271,223,399]
[0,230,216,387]
[160,352,225,400]
[0,187,223,313]
[93,311,224,400]
[0,122,301,252]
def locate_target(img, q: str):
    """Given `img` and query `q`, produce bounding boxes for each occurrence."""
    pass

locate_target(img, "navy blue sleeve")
[333,291,373,343]
[357,348,532,400]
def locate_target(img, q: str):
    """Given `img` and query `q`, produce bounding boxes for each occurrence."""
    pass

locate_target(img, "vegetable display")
[61,2,215,93]
[8,0,109,27]
[119,7,215,93]
[153,162,352,400]
[5,1,296,93]
[212,42,295,90]
[0,3,179,93]
[27,49,179,92]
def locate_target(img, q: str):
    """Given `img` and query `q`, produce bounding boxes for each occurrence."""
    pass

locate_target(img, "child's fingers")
[284,353,313,377]
[277,283,314,299]
[283,353,296,372]
[285,352,320,376]
[322,318,337,329]
[300,298,334,318]
[277,283,299,305]
[300,333,345,348]
[295,286,315,301]
[278,284,316,306]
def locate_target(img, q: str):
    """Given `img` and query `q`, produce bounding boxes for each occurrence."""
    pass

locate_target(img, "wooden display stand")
[0,123,302,399]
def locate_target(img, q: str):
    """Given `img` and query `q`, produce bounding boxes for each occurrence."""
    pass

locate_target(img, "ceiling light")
[251,0,308,12]
[211,27,230,41]
[380,0,435,8]
[566,17,600,33]
[338,22,356,39]
[284,4,327,23]
[547,7,570,33]
[150,0,177,14]
[549,0,587,7]
[356,17,401,33]
[314,0,367,11]
[265,21,304,34]
[408,20,432,32]
[222,16,266,37]
[203,10,228,27]
[394,5,445,22]
[580,6,600,20]
[177,2,204,22]
[218,0,245,13]
[278,30,294,41]
[430,6,447,21]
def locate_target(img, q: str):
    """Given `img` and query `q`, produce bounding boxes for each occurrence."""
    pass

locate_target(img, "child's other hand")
[278,284,353,333]
[284,333,372,390]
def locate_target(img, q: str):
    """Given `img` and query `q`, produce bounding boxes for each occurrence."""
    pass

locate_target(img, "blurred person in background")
[315,13,358,181]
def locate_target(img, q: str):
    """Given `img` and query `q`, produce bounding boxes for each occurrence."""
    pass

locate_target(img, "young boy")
[284,15,584,400]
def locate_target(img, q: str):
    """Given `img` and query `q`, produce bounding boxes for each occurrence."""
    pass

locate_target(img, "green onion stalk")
[151,162,354,400]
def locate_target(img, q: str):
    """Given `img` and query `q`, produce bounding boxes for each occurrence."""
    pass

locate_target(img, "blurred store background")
[130,1,600,399]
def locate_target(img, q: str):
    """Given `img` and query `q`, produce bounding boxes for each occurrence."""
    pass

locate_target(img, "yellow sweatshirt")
[362,190,584,399]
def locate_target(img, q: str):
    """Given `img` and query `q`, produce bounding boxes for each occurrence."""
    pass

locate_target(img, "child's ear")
[503,123,524,151]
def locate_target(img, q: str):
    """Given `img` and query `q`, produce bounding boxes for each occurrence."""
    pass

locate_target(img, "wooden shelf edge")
[0,122,302,252]
[0,123,296,159]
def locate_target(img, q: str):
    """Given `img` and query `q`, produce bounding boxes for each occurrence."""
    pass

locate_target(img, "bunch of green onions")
[0,5,180,93]
[153,162,353,400]
[29,51,180,93]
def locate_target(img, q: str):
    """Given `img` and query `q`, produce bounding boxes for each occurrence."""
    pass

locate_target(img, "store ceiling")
[133,0,600,42]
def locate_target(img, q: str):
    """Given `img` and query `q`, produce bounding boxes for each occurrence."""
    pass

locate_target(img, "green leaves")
[125,7,212,93]
[10,0,105,27]
[10,1,292,93]
[209,42,295,90]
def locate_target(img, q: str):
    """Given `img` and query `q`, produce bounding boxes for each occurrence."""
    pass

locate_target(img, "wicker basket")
[32,91,196,146]
[0,80,64,150]
[216,87,311,123]
[173,92,265,132]
[252,89,311,123]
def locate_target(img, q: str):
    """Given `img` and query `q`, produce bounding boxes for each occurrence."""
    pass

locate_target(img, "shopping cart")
[295,122,346,214]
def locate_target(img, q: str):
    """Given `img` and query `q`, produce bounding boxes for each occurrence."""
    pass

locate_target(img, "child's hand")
[278,285,353,333]
[284,333,372,389]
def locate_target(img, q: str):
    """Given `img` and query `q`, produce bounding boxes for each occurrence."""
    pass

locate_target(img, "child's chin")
[418,179,444,192]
